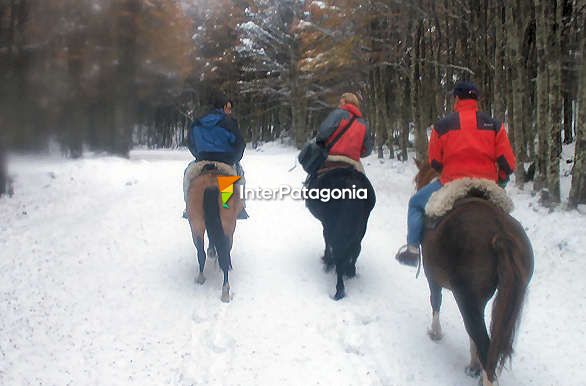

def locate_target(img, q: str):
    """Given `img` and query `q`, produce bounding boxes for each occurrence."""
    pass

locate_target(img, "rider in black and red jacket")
[396,81,516,267]
[316,93,373,161]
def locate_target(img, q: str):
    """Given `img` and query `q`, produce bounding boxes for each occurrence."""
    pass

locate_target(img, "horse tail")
[203,186,231,271]
[487,233,531,376]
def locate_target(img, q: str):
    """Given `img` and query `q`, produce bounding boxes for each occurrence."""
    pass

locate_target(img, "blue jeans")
[407,179,443,246]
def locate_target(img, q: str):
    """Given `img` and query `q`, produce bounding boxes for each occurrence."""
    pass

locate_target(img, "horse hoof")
[196,274,206,285]
[207,247,217,259]
[481,371,496,386]
[333,290,346,301]
[221,285,230,303]
[427,329,443,341]
[465,365,482,378]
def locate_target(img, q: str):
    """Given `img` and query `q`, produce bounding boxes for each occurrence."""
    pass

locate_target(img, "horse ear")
[414,158,423,170]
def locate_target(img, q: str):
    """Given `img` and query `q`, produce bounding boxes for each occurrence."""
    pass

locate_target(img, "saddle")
[316,160,354,177]
[305,160,353,189]
[183,160,238,201]
[325,155,365,173]
[188,160,236,177]
[424,178,514,229]
[314,155,365,178]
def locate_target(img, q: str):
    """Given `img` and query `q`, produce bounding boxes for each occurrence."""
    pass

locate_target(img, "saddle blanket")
[183,161,237,202]
[425,178,514,218]
[325,155,365,174]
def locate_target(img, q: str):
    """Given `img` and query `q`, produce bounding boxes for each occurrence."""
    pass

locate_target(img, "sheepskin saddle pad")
[182,161,239,203]
[425,177,514,219]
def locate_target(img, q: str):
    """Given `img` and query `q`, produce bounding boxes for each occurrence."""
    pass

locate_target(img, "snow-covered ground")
[1,144,585,386]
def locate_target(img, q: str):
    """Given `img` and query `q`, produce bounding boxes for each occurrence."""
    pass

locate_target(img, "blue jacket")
[188,109,238,158]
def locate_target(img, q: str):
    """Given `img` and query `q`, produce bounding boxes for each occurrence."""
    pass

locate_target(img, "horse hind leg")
[322,223,352,299]
[220,268,230,303]
[321,227,334,272]
[322,244,334,272]
[453,290,491,381]
[206,233,217,260]
[333,218,366,300]
[334,266,346,301]
[331,241,348,300]
[427,279,443,341]
[481,371,496,386]
[333,241,360,300]
[216,236,232,303]
[466,337,482,378]
[195,236,206,285]
[344,241,361,278]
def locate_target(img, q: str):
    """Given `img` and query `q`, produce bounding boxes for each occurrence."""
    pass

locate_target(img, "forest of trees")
[1,0,586,207]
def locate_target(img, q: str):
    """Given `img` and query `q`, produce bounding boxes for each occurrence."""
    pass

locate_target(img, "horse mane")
[414,161,439,191]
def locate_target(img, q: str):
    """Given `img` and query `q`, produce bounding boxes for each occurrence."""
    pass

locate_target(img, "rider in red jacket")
[429,98,516,184]
[396,81,516,267]
[316,93,373,161]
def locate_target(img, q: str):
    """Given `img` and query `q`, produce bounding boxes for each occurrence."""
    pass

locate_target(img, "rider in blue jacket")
[188,96,245,165]
[184,93,248,219]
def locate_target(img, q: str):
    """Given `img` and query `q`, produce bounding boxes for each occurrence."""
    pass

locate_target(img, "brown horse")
[186,163,243,302]
[414,160,534,386]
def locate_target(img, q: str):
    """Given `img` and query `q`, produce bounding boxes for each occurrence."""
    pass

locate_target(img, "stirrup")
[395,244,420,268]
[237,208,249,220]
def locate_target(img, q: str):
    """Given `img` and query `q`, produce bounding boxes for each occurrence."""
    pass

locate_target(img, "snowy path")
[1,145,585,385]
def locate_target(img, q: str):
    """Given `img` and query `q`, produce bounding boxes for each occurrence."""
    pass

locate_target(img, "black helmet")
[211,91,228,109]
[453,81,479,100]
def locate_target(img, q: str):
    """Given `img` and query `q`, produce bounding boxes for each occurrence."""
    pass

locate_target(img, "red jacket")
[321,104,370,161]
[429,99,516,184]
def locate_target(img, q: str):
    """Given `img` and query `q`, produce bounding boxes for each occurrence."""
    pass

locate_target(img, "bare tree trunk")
[431,1,443,120]
[568,5,586,208]
[534,0,549,191]
[63,15,85,159]
[374,67,389,159]
[506,0,527,187]
[492,0,506,122]
[2,0,33,149]
[561,0,575,144]
[400,72,410,162]
[546,0,562,203]
[288,36,307,148]
[0,137,6,197]
[411,20,427,161]
[493,0,506,121]
[111,0,141,157]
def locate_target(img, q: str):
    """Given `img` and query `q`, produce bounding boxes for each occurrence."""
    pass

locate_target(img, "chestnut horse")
[414,160,533,386]
[186,163,243,302]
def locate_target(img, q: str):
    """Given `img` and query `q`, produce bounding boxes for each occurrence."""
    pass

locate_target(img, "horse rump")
[305,168,375,220]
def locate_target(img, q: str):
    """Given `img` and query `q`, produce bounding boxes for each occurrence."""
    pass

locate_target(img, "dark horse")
[186,163,243,302]
[305,165,376,300]
[414,160,534,386]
